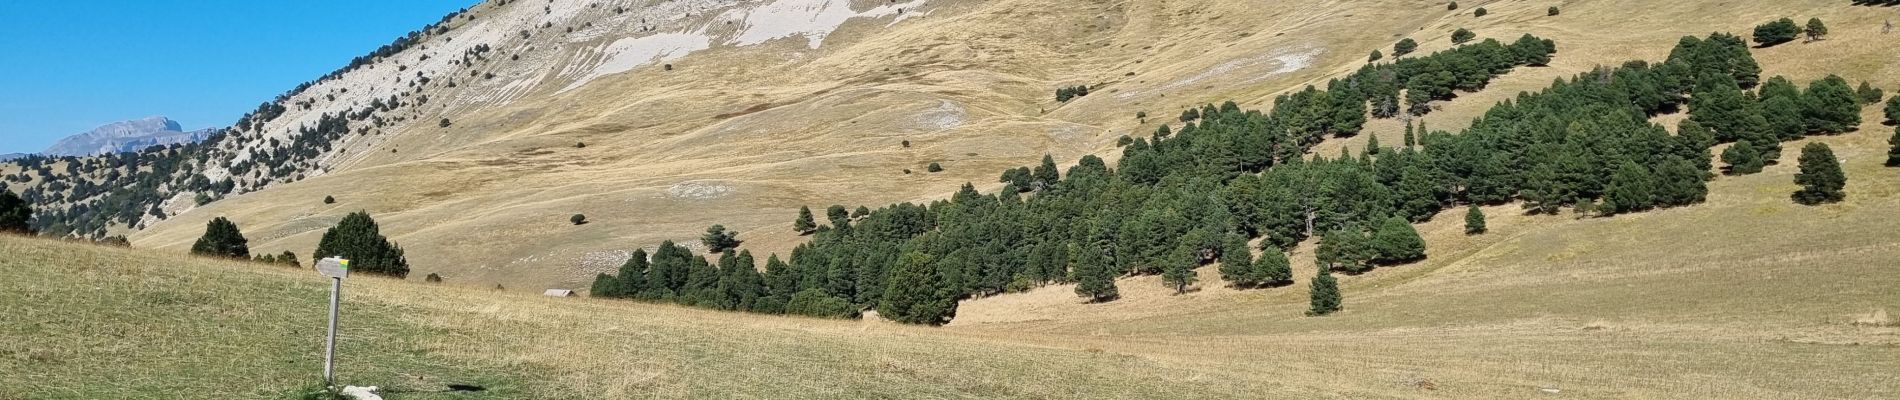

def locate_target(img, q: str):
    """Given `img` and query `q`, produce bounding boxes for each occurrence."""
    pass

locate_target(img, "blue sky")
[0,0,475,154]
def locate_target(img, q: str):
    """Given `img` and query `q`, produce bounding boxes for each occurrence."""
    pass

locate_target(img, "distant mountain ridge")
[39,116,215,157]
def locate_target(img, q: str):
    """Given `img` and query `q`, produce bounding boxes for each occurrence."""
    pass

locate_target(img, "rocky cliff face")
[40,116,214,156]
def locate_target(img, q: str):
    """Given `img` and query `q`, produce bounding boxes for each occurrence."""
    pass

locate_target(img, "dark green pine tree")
[1652,156,1710,207]
[1316,227,1372,274]
[793,206,817,234]
[1161,245,1198,295]
[1602,162,1657,214]
[1805,18,1828,42]
[1307,269,1342,316]
[701,224,741,253]
[1217,234,1254,285]
[1792,142,1846,205]
[878,252,958,325]
[190,217,250,259]
[1885,96,1900,125]
[1723,140,1767,175]
[0,191,31,234]
[1887,125,1900,167]
[590,273,623,298]
[312,211,409,278]
[1032,154,1061,189]
[1802,75,1862,134]
[1252,245,1293,286]
[1463,205,1486,235]
[1678,120,1718,173]
[1451,28,1476,44]
[1857,81,1884,105]
[1370,216,1426,264]
[1394,38,1418,57]
[1368,49,1383,62]
[617,248,650,297]
[1690,74,1767,143]
[826,205,851,229]
[1071,244,1119,302]
[1761,94,1807,141]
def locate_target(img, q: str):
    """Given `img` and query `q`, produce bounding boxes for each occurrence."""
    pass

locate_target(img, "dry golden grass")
[32,1,1896,397]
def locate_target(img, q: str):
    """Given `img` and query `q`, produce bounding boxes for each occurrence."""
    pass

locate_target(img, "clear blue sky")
[0,0,475,154]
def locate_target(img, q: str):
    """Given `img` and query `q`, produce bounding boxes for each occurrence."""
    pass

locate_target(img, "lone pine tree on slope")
[1792,142,1846,205]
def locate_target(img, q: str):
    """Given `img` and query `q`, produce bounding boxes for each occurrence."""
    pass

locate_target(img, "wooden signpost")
[316,257,350,387]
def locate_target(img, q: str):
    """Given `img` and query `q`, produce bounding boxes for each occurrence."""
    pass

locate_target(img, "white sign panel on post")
[317,257,350,279]
[316,257,349,387]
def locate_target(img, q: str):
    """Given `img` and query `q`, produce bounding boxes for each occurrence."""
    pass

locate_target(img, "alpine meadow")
[3,0,1898,399]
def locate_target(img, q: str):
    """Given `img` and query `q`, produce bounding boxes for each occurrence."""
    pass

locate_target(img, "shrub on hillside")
[1753,18,1801,47]
[190,217,250,259]
[0,191,31,235]
[1451,28,1476,44]
[926,162,944,173]
[313,211,409,278]
[1393,38,1418,56]
[570,214,588,225]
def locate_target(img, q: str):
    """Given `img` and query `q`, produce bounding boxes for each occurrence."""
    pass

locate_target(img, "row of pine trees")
[590,27,1881,324]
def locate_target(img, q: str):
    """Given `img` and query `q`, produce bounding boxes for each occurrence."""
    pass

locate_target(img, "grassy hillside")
[128,0,1899,293]
[6,123,1899,398]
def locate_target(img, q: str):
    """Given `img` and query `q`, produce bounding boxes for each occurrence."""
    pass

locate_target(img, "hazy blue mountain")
[40,116,214,157]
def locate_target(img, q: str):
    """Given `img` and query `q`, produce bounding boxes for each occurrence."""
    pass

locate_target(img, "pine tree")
[1033,154,1061,189]
[1451,28,1476,44]
[1723,140,1766,175]
[323,195,336,204]
[190,217,250,259]
[1678,120,1718,173]
[1690,74,1766,142]
[617,248,650,297]
[879,252,957,325]
[1761,95,1807,141]
[1307,270,1342,316]
[1857,81,1884,105]
[1473,7,1487,17]
[1753,18,1801,47]
[1368,50,1383,62]
[1394,38,1418,57]
[701,224,742,253]
[1161,245,1198,294]
[794,206,817,234]
[1316,227,1372,273]
[312,211,409,278]
[1803,75,1863,134]
[1217,234,1254,285]
[1071,244,1119,302]
[0,191,30,234]
[1447,1,1458,10]
[279,251,301,267]
[1603,162,1657,214]
[1370,216,1426,264]
[1888,125,1900,167]
[1253,245,1293,286]
[1885,97,1900,125]
[590,273,623,298]
[1805,18,1828,42]
[1792,142,1846,205]
[1463,205,1486,235]
[1547,6,1559,16]
[1652,157,1709,207]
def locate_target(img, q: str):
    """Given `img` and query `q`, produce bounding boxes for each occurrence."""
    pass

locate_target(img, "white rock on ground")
[341,385,383,400]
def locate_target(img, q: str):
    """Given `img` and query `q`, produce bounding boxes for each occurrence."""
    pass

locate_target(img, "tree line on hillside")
[588,29,1877,324]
